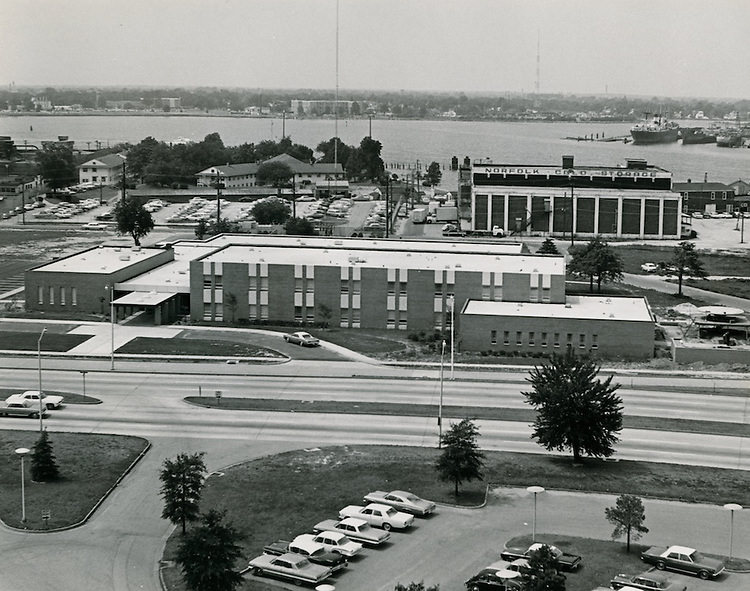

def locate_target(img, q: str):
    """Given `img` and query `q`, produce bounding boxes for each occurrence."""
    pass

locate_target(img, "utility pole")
[215,170,223,224]
[385,176,390,239]
[21,183,25,225]
[368,115,372,138]
[121,161,126,202]
[291,173,296,219]
[282,110,286,139]
[99,180,103,205]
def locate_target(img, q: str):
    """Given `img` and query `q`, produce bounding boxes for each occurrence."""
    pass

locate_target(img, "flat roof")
[114,291,174,306]
[118,243,216,293]
[33,246,166,274]
[200,243,564,275]
[463,295,654,322]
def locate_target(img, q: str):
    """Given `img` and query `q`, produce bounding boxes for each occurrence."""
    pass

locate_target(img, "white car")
[338,503,414,530]
[6,390,64,410]
[311,531,363,557]
[640,262,658,273]
[82,222,109,230]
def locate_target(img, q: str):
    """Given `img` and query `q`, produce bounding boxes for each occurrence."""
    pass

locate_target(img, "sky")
[2,0,750,99]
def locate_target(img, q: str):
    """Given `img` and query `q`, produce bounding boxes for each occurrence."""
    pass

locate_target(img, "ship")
[680,127,717,145]
[716,129,743,148]
[630,113,681,144]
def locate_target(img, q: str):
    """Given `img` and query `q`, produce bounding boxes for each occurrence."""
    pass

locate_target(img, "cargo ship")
[716,129,743,148]
[680,127,717,145]
[630,114,680,144]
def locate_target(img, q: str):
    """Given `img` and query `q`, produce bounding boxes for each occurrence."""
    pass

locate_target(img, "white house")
[78,153,127,185]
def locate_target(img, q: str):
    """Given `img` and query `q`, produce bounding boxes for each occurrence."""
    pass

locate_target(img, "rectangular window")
[203,303,212,320]
[352,280,361,295]
[541,332,548,347]
[294,306,303,321]
[352,309,360,323]
[399,281,408,296]
[491,330,497,345]
[710,192,716,200]
[60,287,66,305]
[528,331,535,346]
[49,286,55,304]
[71,287,77,306]
[482,285,491,300]
[516,331,522,346]
[553,333,560,347]
[567,333,573,347]
[579,333,586,348]
[203,277,212,289]
[387,281,396,295]
[340,280,349,293]
[295,278,304,292]
[248,276,257,290]
[38,286,43,304]
[259,277,269,291]
[592,334,598,349]
[434,284,443,298]
[503,331,510,345]
[214,275,222,289]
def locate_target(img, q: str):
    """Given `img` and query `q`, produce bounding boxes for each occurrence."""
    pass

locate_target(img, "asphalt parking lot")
[243,488,750,591]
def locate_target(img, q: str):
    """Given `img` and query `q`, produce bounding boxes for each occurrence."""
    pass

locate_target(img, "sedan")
[640,262,658,273]
[611,571,687,591]
[0,401,49,419]
[247,552,332,585]
[311,531,363,557]
[363,490,436,516]
[7,390,64,410]
[339,503,414,530]
[283,331,320,347]
[313,517,391,545]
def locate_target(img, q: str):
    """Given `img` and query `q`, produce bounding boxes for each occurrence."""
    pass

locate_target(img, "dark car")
[640,545,725,579]
[611,570,687,591]
[465,568,523,591]
[500,543,581,572]
[264,536,347,572]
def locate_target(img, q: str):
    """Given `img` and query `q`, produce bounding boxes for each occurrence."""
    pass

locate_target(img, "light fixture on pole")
[438,339,446,448]
[526,485,545,542]
[106,285,115,370]
[723,503,742,563]
[36,328,46,433]
[15,447,30,523]
[449,295,455,380]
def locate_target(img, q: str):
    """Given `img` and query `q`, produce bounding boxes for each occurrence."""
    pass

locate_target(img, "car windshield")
[384,507,397,516]
[405,493,420,501]
[690,552,703,562]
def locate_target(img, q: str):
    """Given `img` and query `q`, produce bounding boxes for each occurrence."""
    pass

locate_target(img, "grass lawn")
[0,431,148,529]
[612,244,745,276]
[313,328,407,354]
[184,397,750,439]
[115,336,285,358]
[0,330,92,352]
[682,278,750,300]
[161,445,750,591]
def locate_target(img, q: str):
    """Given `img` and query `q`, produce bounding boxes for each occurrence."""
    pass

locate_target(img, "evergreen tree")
[31,429,60,482]
[666,241,708,295]
[521,545,567,591]
[605,494,649,552]
[175,509,244,591]
[435,418,485,497]
[523,350,623,462]
[159,452,207,534]
[537,238,560,255]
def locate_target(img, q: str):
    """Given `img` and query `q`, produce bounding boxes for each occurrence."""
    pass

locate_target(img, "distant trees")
[435,418,485,497]
[665,241,708,295]
[114,196,155,246]
[568,237,624,292]
[523,350,623,463]
[605,494,649,552]
[537,238,560,255]
[159,452,207,534]
[316,136,384,181]
[31,430,60,482]
[175,509,244,591]
[252,198,291,225]
[425,161,442,186]
[38,146,77,193]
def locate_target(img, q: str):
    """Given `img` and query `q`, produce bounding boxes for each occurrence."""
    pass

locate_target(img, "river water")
[2,115,748,184]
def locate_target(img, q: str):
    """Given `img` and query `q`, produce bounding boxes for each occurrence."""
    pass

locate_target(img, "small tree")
[31,430,59,482]
[425,161,442,186]
[224,292,238,323]
[394,582,440,591]
[667,241,708,295]
[605,494,649,552]
[252,198,291,225]
[523,349,623,463]
[114,196,155,246]
[318,302,332,328]
[175,509,244,591]
[194,219,208,239]
[435,418,485,497]
[521,545,567,591]
[537,238,560,255]
[285,216,317,236]
[159,452,206,534]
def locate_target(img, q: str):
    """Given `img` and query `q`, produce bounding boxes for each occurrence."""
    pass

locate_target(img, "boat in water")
[681,127,717,145]
[716,129,743,148]
[630,114,680,144]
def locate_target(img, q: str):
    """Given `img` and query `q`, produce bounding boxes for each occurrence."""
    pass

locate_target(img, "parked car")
[247,552,332,585]
[500,543,581,571]
[310,531,363,557]
[640,545,725,579]
[82,222,109,230]
[363,490,436,516]
[640,262,658,273]
[465,567,523,591]
[95,212,114,221]
[7,390,64,409]
[263,535,348,572]
[283,331,320,347]
[312,517,391,545]
[0,400,49,418]
[611,570,687,591]
[338,503,414,530]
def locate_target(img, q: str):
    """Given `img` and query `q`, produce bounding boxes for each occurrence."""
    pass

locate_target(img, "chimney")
[562,155,574,169]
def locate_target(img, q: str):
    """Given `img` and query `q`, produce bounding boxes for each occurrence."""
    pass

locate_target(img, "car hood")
[699,556,726,571]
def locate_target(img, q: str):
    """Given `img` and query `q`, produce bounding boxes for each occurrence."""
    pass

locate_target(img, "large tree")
[435,418,485,497]
[159,452,206,534]
[358,136,385,181]
[665,241,708,295]
[251,197,291,225]
[175,509,244,591]
[521,545,567,591]
[31,430,60,482]
[425,161,442,186]
[523,350,623,463]
[38,146,77,193]
[605,494,649,552]
[568,236,623,292]
[284,216,317,236]
[114,196,155,246]
[256,161,294,190]
[126,136,159,182]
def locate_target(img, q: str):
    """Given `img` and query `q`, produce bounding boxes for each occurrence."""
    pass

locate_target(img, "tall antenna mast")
[334,0,339,166]
[535,30,540,94]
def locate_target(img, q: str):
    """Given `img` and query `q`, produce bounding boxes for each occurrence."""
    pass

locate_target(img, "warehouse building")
[471,155,682,239]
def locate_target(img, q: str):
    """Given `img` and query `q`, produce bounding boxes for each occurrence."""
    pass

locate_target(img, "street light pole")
[526,485,545,542]
[723,503,742,562]
[438,339,445,448]
[37,328,46,433]
[106,285,115,370]
[15,447,30,523]
[449,295,455,380]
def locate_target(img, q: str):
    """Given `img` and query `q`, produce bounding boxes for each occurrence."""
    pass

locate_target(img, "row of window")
[37,286,78,306]
[489,330,598,349]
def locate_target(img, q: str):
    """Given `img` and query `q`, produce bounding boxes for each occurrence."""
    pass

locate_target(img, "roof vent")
[119,254,131,261]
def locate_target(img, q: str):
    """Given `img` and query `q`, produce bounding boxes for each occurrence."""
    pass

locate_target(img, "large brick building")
[471,156,683,239]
